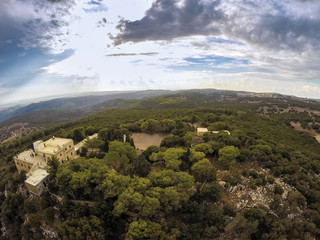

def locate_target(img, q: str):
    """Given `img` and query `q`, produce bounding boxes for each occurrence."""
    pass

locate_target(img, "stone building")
[13,137,76,195]
[24,164,49,196]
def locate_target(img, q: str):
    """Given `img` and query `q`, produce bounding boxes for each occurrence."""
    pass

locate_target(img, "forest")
[0,91,320,240]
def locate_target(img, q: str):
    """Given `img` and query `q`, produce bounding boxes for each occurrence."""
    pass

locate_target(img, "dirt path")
[52,194,95,207]
[2,132,17,144]
[290,122,320,143]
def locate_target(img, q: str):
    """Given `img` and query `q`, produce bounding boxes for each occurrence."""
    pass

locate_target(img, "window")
[71,152,73,155]
[65,148,67,151]
[69,145,71,148]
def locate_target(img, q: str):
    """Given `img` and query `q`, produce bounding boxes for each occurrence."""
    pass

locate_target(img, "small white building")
[196,128,209,136]
[196,128,231,136]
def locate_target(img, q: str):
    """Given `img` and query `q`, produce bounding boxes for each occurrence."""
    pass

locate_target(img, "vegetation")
[1,91,320,239]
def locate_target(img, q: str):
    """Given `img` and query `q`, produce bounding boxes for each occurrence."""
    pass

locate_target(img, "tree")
[113,177,161,217]
[162,186,183,211]
[98,128,109,142]
[193,143,213,155]
[97,169,131,198]
[163,148,186,170]
[85,126,96,136]
[150,148,186,170]
[56,158,110,199]
[287,191,306,209]
[59,216,104,240]
[72,127,85,142]
[141,119,160,133]
[191,159,216,182]
[131,154,151,177]
[84,138,104,153]
[48,156,60,178]
[189,149,206,163]
[183,132,196,147]
[104,141,137,174]
[1,193,25,239]
[126,219,165,240]
[161,135,184,148]
[160,119,176,133]
[225,214,259,240]
[22,214,43,240]
[218,146,240,168]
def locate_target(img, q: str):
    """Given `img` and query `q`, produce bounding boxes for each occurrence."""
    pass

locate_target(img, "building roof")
[35,137,73,155]
[197,128,209,132]
[25,168,49,186]
[45,137,72,147]
[39,146,61,154]
[14,149,44,165]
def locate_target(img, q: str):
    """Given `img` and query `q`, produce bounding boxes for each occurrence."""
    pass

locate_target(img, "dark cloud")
[113,0,320,52]
[0,0,75,91]
[113,0,224,45]
[88,1,102,5]
[222,2,320,51]
[0,0,74,52]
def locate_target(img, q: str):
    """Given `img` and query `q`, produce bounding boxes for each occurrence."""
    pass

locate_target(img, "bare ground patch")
[290,121,320,143]
[131,133,167,151]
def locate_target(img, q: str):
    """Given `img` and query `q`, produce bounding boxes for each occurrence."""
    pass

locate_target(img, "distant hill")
[1,89,320,143]
[0,90,171,123]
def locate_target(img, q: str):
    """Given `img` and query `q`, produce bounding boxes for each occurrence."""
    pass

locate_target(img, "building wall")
[38,139,76,163]
[14,158,33,173]
[38,152,53,163]
[25,177,48,196]
[59,150,75,163]
[41,148,75,163]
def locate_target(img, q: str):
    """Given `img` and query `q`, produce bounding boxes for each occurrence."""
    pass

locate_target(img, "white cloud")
[1,0,320,105]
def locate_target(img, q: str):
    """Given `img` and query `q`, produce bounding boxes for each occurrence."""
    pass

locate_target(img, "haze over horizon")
[1,0,320,105]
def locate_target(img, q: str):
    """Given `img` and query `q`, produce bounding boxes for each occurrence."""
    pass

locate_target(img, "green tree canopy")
[126,219,165,240]
[59,216,104,240]
[191,159,217,182]
[218,146,240,168]
[193,143,214,155]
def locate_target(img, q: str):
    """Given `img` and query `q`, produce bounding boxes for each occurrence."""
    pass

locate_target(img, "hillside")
[0,90,320,239]
[0,90,171,143]
[2,89,319,144]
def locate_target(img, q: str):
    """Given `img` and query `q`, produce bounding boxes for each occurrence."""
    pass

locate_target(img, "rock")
[41,226,59,239]
[218,181,226,187]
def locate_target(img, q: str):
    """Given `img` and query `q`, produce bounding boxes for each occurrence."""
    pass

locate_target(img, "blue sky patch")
[206,37,245,45]
[170,55,250,73]
[0,47,74,88]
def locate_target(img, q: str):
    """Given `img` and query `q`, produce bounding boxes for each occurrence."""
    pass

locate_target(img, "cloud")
[113,0,224,45]
[113,0,320,52]
[0,0,75,53]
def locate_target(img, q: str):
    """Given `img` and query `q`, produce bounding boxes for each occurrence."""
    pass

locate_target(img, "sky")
[0,0,320,105]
